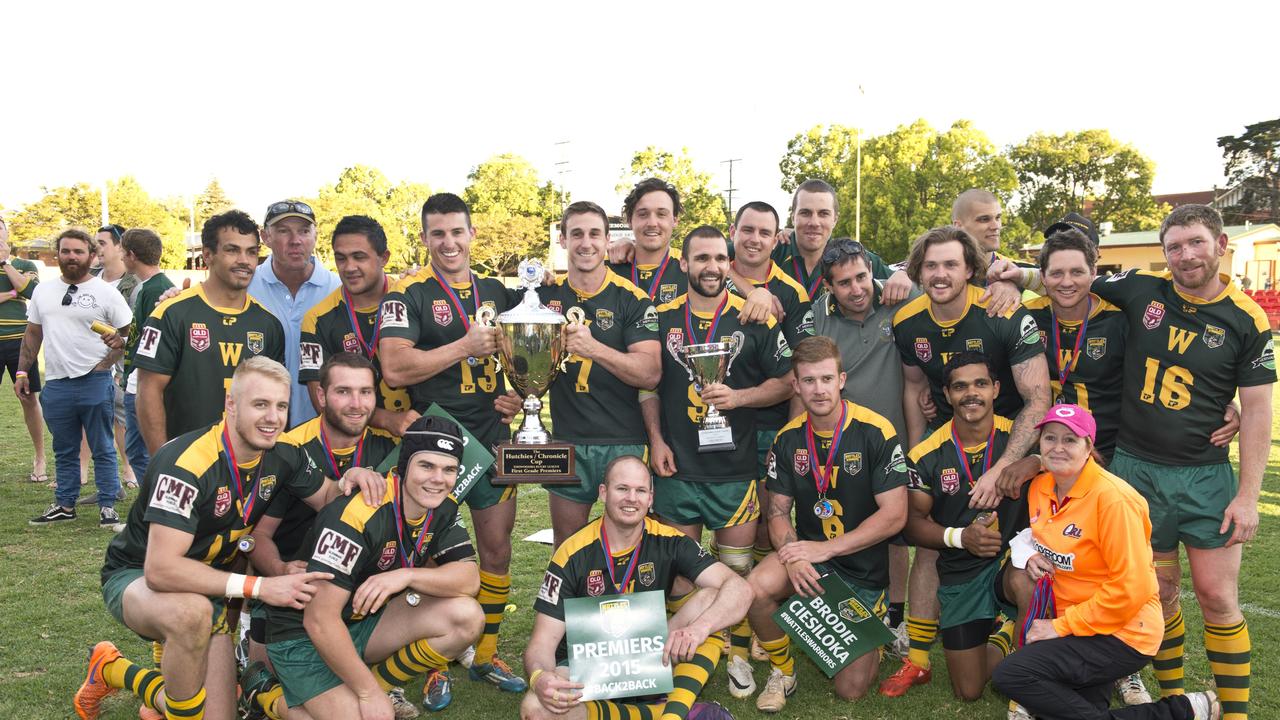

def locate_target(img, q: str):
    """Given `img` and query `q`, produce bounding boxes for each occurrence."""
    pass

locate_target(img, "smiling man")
[607,178,689,305]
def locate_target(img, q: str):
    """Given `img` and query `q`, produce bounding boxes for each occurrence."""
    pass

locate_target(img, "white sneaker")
[1007,700,1033,719]
[1186,691,1221,720]
[1116,672,1152,705]
[755,667,796,713]
[726,655,756,698]
[387,687,421,719]
[886,621,910,660]
[456,645,475,669]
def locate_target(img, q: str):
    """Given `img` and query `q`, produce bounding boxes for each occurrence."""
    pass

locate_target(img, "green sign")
[771,573,894,678]
[375,404,495,502]
[564,590,673,701]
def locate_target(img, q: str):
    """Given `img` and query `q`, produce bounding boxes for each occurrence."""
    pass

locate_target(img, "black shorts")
[0,338,40,393]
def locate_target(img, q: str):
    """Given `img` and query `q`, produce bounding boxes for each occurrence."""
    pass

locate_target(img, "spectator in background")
[0,216,48,485]
[117,228,174,481]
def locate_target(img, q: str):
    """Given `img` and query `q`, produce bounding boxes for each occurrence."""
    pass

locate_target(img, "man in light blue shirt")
[248,200,340,428]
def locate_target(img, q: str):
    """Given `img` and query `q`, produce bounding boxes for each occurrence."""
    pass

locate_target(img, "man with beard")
[300,215,414,436]
[20,228,133,527]
[607,178,689,305]
[74,356,386,720]
[134,210,286,453]
[537,201,660,548]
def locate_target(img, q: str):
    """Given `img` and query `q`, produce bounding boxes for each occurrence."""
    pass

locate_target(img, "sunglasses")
[62,284,78,306]
[267,200,314,217]
[821,239,865,265]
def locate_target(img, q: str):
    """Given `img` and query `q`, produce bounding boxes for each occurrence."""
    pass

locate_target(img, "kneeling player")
[903,351,1031,701]
[746,336,909,712]
[522,455,749,720]
[263,416,484,718]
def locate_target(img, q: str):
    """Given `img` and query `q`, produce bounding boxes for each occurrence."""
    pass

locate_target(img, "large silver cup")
[676,339,741,453]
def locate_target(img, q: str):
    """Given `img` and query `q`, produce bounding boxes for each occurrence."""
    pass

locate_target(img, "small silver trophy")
[675,336,742,452]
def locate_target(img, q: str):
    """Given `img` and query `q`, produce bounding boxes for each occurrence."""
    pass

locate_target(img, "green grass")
[2,389,1278,719]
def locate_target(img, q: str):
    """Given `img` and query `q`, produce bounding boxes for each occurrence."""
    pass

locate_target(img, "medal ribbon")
[319,427,365,482]
[951,421,997,489]
[600,522,645,594]
[220,425,261,526]
[342,277,388,357]
[431,265,480,331]
[805,401,848,497]
[683,293,728,346]
[391,475,433,569]
[1050,296,1092,389]
[633,253,672,301]
[792,255,823,298]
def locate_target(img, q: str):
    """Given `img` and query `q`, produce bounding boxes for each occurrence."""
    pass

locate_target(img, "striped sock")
[1204,619,1249,720]
[165,687,206,720]
[759,634,795,677]
[258,684,285,720]
[474,570,510,666]
[665,592,693,618]
[718,545,754,661]
[906,615,938,670]
[659,637,721,720]
[371,638,450,690]
[987,619,1015,658]
[752,544,771,564]
[1153,609,1185,696]
[152,641,164,666]
[102,656,165,709]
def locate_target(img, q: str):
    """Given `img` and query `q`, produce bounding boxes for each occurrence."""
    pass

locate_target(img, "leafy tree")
[194,179,234,228]
[778,124,860,194]
[617,147,728,247]
[469,212,549,277]
[303,165,430,271]
[462,154,560,275]
[7,182,100,247]
[1217,118,1280,224]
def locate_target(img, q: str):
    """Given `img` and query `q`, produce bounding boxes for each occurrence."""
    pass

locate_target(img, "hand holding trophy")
[674,336,742,452]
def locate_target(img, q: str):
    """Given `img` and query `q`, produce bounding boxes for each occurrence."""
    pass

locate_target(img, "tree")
[462,154,560,275]
[303,165,431,271]
[1008,129,1165,237]
[7,182,100,247]
[100,177,191,268]
[778,124,860,193]
[194,179,234,229]
[617,147,728,247]
[1218,118,1280,224]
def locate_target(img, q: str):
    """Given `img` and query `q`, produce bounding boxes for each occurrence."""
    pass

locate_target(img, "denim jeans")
[122,391,150,481]
[43,370,119,508]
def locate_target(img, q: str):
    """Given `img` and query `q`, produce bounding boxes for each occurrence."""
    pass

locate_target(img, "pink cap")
[1034,403,1096,443]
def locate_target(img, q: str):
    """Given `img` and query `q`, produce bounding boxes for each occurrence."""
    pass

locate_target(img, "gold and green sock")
[257,684,285,720]
[752,543,771,564]
[152,641,164,666]
[906,615,938,670]
[583,637,722,720]
[372,637,450,690]
[1204,619,1250,720]
[759,634,795,677]
[474,570,510,666]
[1153,609,1185,697]
[665,592,693,618]
[164,686,206,720]
[102,656,165,709]
[987,619,1015,658]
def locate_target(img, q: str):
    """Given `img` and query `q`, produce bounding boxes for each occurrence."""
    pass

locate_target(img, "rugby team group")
[0,176,1266,720]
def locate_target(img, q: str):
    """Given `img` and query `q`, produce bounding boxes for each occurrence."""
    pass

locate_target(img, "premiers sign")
[564,590,673,701]
[375,404,495,501]
[771,573,894,677]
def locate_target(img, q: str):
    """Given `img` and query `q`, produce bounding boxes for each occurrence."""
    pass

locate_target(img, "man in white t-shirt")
[17,229,132,528]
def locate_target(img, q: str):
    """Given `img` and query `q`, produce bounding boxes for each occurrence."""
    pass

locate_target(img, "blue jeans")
[123,391,150,481]
[43,371,119,508]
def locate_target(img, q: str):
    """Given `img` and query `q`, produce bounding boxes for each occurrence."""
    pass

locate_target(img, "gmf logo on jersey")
[793,448,810,476]
[595,309,615,331]
[638,561,655,587]
[914,338,932,362]
[941,468,960,495]
[138,326,162,358]
[1142,301,1165,330]
[213,485,232,517]
[843,452,862,476]
[659,284,678,303]
[966,338,984,353]
[538,571,562,604]
[1086,337,1107,360]
[342,332,361,354]
[247,331,264,355]
[432,299,453,326]
[313,529,363,575]
[258,475,276,502]
[300,342,323,370]
[1203,325,1225,349]
[1062,523,1083,539]
[381,300,409,329]
[189,323,211,352]
[377,541,397,570]
[150,474,197,518]
[587,569,605,596]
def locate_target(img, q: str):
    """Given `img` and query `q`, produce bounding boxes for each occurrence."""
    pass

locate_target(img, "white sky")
[3,1,1276,226]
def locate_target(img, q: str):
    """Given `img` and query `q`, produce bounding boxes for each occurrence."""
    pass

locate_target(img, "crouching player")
[260,415,484,718]
[522,455,749,720]
[746,336,909,712]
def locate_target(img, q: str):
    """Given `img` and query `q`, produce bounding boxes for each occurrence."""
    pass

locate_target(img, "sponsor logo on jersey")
[258,475,276,502]
[1019,314,1040,345]
[378,541,397,570]
[342,332,361,354]
[381,300,409,329]
[914,338,932,363]
[1105,269,1133,282]
[843,452,862,476]
[940,467,960,495]
[793,448,810,476]
[313,528,363,575]
[798,308,816,336]
[213,485,232,517]
[941,327,955,338]
[1203,325,1226,349]
[189,323,211,352]
[538,571,562,604]
[885,444,907,474]
[642,305,659,332]
[223,316,237,326]
[587,569,605,596]
[432,299,453,326]
[659,284,678,304]
[138,326,162,358]
[247,331,264,355]
[966,338,984,353]
[665,328,683,357]
[775,332,792,360]
[765,450,777,480]
[1086,337,1106,360]
[1142,301,1165,330]
[547,300,562,315]
[595,309,615,331]
[1033,539,1075,571]
[300,342,323,370]
[150,474,198,518]
[1253,341,1276,371]
[638,562,655,587]
[1062,523,1083,539]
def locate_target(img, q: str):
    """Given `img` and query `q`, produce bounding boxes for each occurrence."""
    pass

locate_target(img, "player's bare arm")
[302,466,387,510]
[902,363,929,448]
[971,354,1050,508]
[666,564,750,665]
[700,375,792,412]
[12,322,41,398]
[765,490,799,549]
[378,324,496,389]
[351,558,479,616]
[1227,383,1272,545]
[640,393,676,476]
[137,369,172,454]
[523,613,584,714]
[564,330,660,391]
[246,513,306,577]
[777,485,907,564]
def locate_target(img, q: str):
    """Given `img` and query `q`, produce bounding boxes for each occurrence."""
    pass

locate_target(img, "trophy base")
[492,442,577,485]
[697,426,736,453]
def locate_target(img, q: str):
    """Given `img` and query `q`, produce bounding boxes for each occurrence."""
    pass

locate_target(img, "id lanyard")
[805,402,848,518]
[600,522,645,593]
[342,277,388,357]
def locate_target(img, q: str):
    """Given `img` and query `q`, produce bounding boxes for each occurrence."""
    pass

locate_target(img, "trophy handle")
[560,307,586,372]
[725,331,745,378]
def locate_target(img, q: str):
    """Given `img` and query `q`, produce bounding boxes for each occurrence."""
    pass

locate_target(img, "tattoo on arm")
[767,492,793,519]
[1006,355,1051,461]
[17,327,39,373]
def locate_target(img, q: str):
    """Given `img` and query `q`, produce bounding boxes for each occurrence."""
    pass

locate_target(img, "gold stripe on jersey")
[282,418,397,447]
[303,285,383,334]
[175,421,293,477]
[150,284,267,319]
[777,400,898,443]
[551,516,684,567]
[655,292,777,330]
[893,284,1014,328]
[909,416,1014,462]
[764,263,812,303]
[554,270,651,303]
[1022,293,1121,319]
[338,480,396,532]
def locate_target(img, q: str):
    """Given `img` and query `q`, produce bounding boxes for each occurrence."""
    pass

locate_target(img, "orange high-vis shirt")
[1027,458,1163,656]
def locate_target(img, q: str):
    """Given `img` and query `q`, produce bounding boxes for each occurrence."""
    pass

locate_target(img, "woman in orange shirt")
[992,404,1219,720]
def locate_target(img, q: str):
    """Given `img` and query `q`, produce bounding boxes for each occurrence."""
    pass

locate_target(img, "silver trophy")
[675,335,742,452]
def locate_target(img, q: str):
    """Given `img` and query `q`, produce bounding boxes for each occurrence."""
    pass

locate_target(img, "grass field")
[1,387,1276,719]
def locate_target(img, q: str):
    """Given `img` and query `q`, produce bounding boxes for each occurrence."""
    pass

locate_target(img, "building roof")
[1024,224,1262,252]
[1155,190,1215,208]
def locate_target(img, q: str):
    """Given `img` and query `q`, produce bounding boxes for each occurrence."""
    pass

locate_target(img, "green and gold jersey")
[265,418,400,562]
[379,266,518,447]
[1092,270,1277,465]
[768,241,895,299]
[654,293,792,482]
[534,516,716,662]
[906,416,1028,585]
[133,286,286,439]
[1023,295,1127,459]
[766,400,909,590]
[537,271,658,444]
[0,257,39,341]
[266,482,474,643]
[102,421,326,583]
[299,285,412,415]
[893,284,1045,425]
[607,247,688,305]
[729,262,815,431]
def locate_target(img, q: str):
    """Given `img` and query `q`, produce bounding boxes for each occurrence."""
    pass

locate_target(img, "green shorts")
[1111,448,1237,552]
[815,563,888,620]
[267,612,385,708]
[548,443,649,504]
[653,476,759,529]
[102,567,233,641]
[463,468,518,511]
[937,559,1014,631]
[756,429,778,482]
